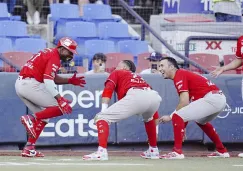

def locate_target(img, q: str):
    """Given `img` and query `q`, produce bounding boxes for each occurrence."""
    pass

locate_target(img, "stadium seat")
[189,53,220,73]
[0,38,13,53]
[0,21,28,44]
[85,40,116,56]
[179,0,205,13]
[50,4,80,20]
[117,40,149,56]
[85,40,116,70]
[82,4,120,24]
[98,22,138,42]
[137,52,151,70]
[65,21,99,55]
[15,38,47,54]
[223,54,241,74]
[105,53,134,71]
[0,3,9,20]
[1,52,32,72]
[76,66,86,73]
[50,4,82,44]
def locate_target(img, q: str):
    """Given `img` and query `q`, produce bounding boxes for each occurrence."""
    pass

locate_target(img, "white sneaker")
[26,12,33,25]
[207,151,230,158]
[160,152,185,159]
[33,11,40,25]
[83,147,108,161]
[140,146,159,159]
[238,153,243,158]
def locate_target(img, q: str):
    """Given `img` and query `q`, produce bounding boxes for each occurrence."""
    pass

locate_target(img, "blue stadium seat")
[0,37,13,53]
[0,21,28,44]
[179,0,205,13]
[50,4,82,44]
[15,38,46,54]
[98,22,138,42]
[0,3,9,20]
[65,21,99,55]
[85,40,116,70]
[50,4,80,20]
[117,40,149,65]
[82,4,120,25]
[0,37,13,67]
[117,40,149,55]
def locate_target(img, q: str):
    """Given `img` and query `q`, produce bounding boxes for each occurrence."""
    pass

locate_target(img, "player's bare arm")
[159,91,189,124]
[101,80,115,112]
[211,58,243,78]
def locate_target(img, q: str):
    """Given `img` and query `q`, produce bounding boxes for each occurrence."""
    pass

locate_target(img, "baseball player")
[211,36,243,158]
[158,57,229,159]
[15,37,86,157]
[83,60,162,160]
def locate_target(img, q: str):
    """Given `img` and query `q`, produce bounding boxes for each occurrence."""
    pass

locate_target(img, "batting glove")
[68,73,86,87]
[57,97,72,114]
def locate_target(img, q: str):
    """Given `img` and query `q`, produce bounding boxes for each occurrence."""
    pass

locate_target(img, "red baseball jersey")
[19,48,61,82]
[173,69,219,101]
[105,70,150,100]
[236,36,243,59]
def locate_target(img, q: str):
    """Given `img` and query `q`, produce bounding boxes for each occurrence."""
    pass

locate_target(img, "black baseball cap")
[147,52,163,61]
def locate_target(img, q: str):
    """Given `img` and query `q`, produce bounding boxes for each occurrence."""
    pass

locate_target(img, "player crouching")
[158,57,229,159]
[83,60,162,160]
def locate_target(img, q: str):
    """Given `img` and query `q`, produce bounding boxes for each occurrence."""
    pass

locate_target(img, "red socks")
[35,106,63,120]
[145,119,157,147]
[172,114,185,154]
[97,120,109,148]
[197,122,227,153]
[27,120,47,145]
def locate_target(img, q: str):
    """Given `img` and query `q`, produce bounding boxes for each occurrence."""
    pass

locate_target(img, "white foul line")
[233,165,243,167]
[0,162,153,166]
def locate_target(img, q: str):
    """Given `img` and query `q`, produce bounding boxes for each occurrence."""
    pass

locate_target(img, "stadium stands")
[15,38,47,54]
[189,53,220,73]
[98,22,138,42]
[105,52,134,72]
[0,3,9,20]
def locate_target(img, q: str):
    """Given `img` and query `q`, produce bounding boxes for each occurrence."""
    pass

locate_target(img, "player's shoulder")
[140,68,151,74]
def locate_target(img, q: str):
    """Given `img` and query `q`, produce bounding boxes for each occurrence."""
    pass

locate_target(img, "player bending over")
[83,60,162,160]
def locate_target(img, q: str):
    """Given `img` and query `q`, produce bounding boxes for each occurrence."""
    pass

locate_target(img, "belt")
[211,90,223,95]
[18,75,34,80]
[132,87,151,90]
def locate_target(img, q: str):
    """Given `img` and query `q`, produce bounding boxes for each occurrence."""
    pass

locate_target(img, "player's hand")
[158,115,171,124]
[68,73,86,87]
[210,67,224,78]
[57,97,72,114]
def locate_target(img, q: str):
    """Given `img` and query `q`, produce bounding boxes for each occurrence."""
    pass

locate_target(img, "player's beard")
[60,55,72,62]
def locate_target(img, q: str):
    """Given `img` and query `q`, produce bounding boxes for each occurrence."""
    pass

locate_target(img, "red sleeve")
[102,81,115,98]
[153,111,159,120]
[236,36,243,59]
[43,57,59,80]
[105,70,118,87]
[174,71,188,94]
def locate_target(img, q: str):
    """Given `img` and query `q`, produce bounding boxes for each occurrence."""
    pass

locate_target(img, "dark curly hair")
[123,60,136,73]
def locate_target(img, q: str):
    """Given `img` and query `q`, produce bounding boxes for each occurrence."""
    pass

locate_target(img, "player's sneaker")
[21,115,36,138]
[83,146,108,161]
[140,146,159,159]
[21,145,44,157]
[207,151,230,158]
[238,153,243,158]
[160,152,185,159]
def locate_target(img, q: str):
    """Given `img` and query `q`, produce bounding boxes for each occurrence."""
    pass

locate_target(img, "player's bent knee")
[94,114,111,125]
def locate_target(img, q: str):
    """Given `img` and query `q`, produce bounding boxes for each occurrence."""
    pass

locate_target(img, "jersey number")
[131,73,145,84]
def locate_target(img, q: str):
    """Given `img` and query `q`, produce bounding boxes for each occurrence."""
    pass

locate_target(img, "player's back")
[108,70,150,100]
[20,48,60,82]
